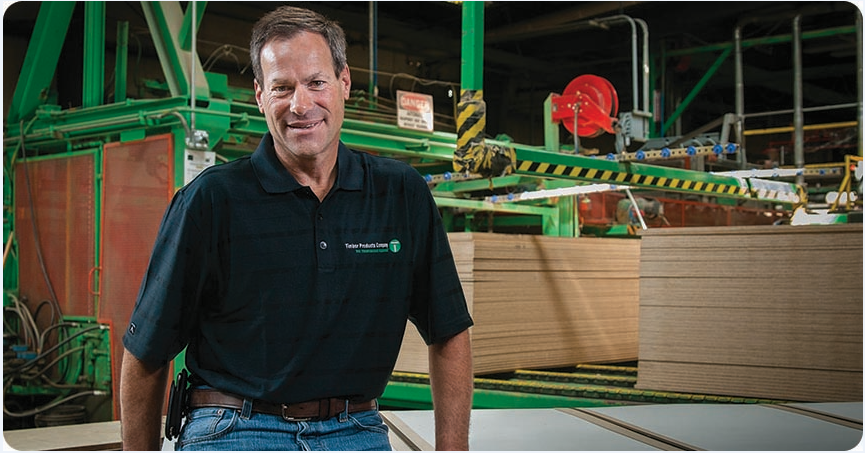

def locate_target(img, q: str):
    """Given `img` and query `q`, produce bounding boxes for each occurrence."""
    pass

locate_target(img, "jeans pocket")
[347,410,390,435]
[177,407,238,449]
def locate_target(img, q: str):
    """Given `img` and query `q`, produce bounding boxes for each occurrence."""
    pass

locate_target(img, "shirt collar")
[251,132,363,194]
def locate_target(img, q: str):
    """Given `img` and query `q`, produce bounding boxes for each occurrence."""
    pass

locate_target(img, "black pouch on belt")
[165,368,189,440]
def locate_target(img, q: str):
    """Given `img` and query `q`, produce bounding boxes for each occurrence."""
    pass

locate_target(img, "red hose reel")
[551,74,619,138]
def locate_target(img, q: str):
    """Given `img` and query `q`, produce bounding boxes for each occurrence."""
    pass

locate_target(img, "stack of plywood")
[636,224,863,402]
[395,232,641,375]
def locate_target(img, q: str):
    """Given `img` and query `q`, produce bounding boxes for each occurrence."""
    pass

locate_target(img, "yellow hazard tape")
[516,160,752,197]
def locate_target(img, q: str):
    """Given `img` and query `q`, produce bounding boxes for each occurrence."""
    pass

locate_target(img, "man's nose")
[290,89,312,115]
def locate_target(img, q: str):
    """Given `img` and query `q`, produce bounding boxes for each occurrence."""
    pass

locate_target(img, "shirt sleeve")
[407,172,474,345]
[122,187,209,366]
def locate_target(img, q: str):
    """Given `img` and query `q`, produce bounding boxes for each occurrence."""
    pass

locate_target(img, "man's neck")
[285,155,337,202]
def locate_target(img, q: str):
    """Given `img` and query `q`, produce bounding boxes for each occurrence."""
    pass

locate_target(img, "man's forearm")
[120,348,169,451]
[428,329,473,451]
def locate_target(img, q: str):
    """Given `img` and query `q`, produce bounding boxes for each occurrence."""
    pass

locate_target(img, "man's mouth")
[289,120,322,130]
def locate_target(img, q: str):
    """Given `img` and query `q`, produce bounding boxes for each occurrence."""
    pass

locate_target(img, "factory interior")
[2,1,863,450]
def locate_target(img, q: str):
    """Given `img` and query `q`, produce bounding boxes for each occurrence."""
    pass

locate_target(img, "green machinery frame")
[3,1,826,412]
[5,2,806,232]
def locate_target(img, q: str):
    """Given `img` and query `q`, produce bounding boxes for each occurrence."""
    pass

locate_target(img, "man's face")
[254,31,351,164]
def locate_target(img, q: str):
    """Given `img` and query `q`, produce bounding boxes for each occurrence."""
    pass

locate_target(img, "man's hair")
[249,6,348,84]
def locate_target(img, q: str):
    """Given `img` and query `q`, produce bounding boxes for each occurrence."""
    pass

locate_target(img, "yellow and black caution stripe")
[455,89,485,159]
[516,160,749,197]
[454,89,516,178]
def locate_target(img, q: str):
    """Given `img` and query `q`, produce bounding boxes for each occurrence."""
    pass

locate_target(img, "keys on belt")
[187,389,377,422]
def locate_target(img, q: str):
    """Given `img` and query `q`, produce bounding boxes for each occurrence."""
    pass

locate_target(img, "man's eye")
[310,81,326,90]
[270,85,291,97]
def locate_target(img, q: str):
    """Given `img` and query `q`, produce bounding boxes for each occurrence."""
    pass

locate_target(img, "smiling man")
[119,6,473,451]
[255,29,347,200]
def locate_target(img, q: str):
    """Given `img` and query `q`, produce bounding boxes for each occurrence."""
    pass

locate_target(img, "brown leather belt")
[188,389,377,422]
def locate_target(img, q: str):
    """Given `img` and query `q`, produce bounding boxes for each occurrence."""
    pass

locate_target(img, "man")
[119,6,473,451]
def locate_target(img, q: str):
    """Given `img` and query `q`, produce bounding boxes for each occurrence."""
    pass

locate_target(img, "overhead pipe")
[746,102,859,118]
[589,15,650,114]
[190,0,197,130]
[369,1,378,105]
[635,17,650,115]
[793,15,805,187]
[734,26,747,168]
[858,13,863,157]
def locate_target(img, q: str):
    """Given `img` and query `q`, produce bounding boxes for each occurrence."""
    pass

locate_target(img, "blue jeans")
[176,404,392,451]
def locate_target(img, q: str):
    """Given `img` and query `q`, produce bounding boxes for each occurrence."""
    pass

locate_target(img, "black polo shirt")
[123,133,472,404]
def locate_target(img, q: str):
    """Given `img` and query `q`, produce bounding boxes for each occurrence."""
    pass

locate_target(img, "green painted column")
[7,1,75,122]
[461,1,484,91]
[83,1,106,109]
[454,2,517,178]
[179,1,207,52]
[115,21,129,102]
[661,47,731,136]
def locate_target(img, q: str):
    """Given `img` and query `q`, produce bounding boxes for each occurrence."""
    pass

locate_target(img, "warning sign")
[184,149,216,185]
[396,90,434,132]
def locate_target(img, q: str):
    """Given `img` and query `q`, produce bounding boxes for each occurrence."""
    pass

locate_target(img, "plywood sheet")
[636,224,863,402]
[396,232,640,375]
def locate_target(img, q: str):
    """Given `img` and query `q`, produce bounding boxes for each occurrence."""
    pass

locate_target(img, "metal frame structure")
[5,2,808,227]
[2,1,859,419]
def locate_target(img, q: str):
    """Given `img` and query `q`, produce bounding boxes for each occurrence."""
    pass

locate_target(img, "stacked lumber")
[636,224,863,402]
[395,232,640,375]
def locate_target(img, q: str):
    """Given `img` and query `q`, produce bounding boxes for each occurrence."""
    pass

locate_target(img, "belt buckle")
[281,404,314,422]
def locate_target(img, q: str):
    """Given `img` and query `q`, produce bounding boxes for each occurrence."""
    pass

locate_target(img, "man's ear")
[340,66,352,100]
[254,79,264,112]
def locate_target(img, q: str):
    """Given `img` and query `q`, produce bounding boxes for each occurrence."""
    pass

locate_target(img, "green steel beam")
[340,119,797,204]
[4,97,190,149]
[93,145,104,317]
[433,175,532,193]
[544,94,560,152]
[342,118,458,155]
[141,2,187,96]
[7,1,75,123]
[512,146,796,203]
[460,2,484,91]
[140,1,209,98]
[167,127,184,191]
[662,46,732,136]
[482,216,542,228]
[179,1,207,52]
[433,196,556,219]
[115,22,129,103]
[4,95,799,205]
[385,372,790,409]
[659,25,857,139]
[556,190,577,237]
[381,381,624,410]
[665,25,857,58]
[434,175,578,236]
[83,2,106,109]
[3,153,17,299]
[434,196,560,236]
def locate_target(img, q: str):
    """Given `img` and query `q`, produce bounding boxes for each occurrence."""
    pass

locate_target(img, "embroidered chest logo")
[345,239,402,254]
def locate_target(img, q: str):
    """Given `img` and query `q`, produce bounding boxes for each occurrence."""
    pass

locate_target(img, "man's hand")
[428,329,473,450]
